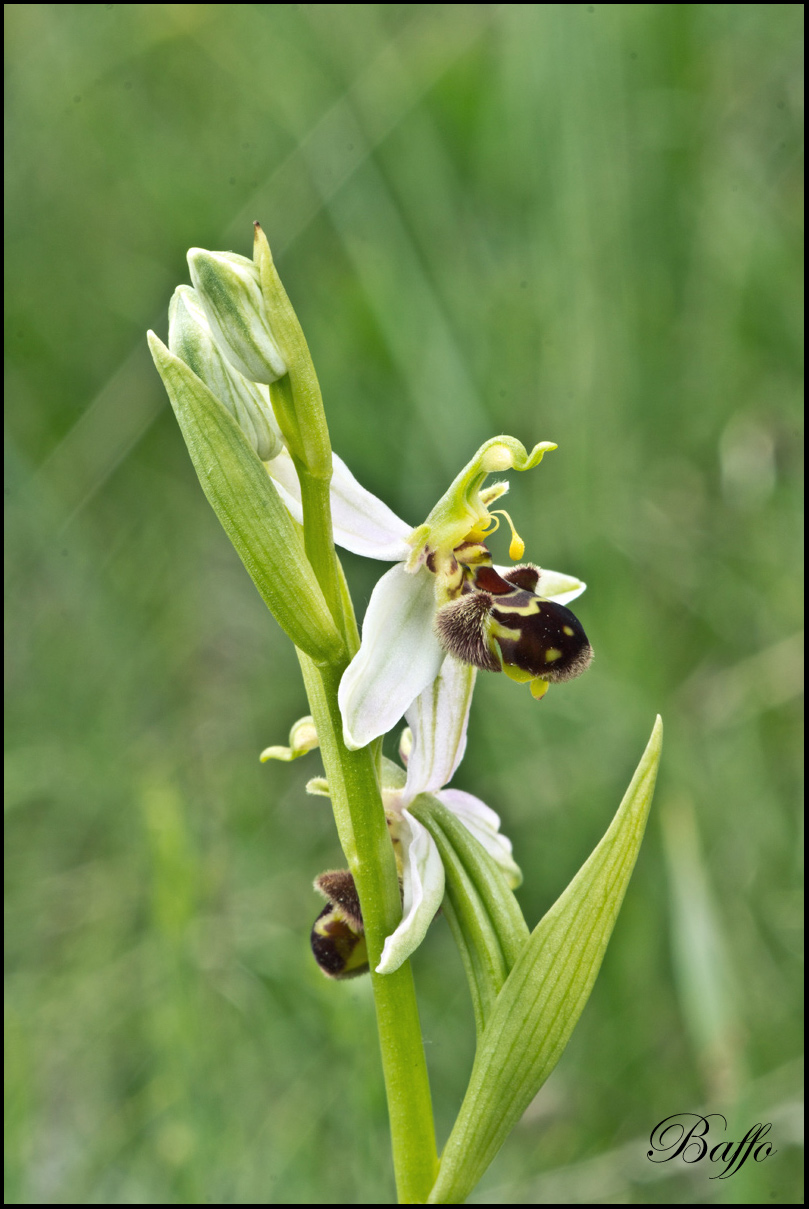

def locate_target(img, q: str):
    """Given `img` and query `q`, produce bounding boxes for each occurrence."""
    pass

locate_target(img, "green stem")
[268,375,347,640]
[297,466,347,639]
[259,240,437,1194]
[299,654,439,1203]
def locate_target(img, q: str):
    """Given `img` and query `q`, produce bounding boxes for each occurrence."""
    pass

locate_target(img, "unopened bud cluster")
[169,284,283,461]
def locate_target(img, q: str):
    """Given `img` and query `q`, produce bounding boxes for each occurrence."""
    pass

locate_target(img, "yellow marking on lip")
[492,598,541,618]
[544,648,563,663]
[489,618,522,641]
[563,625,575,637]
[501,662,534,684]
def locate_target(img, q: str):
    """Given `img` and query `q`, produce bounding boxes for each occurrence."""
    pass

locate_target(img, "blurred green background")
[5,4,803,1204]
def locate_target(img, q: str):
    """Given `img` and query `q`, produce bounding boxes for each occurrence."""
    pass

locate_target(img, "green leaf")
[148,333,343,665]
[410,794,529,1036]
[428,716,663,1205]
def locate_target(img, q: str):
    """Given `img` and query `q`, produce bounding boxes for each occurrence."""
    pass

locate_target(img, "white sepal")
[338,564,445,750]
[537,568,587,606]
[376,812,445,974]
[438,788,523,889]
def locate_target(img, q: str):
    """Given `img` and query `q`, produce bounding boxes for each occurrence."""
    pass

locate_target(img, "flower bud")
[169,286,283,461]
[187,248,287,385]
[259,714,318,762]
[311,870,369,980]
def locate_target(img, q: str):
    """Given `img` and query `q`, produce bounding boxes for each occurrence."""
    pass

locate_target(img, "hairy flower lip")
[311,868,369,980]
[339,559,588,750]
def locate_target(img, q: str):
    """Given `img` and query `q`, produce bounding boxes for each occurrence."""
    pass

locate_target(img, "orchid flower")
[301,654,521,975]
[337,436,592,750]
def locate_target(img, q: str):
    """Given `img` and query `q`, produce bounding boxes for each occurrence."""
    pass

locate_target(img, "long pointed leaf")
[429,717,663,1204]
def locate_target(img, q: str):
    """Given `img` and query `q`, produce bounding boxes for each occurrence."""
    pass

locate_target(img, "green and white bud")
[187,248,287,385]
[260,715,319,763]
[169,286,283,461]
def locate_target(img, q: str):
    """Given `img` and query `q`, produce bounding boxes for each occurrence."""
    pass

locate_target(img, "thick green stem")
[300,654,439,1203]
[292,482,436,1200]
[268,375,347,641]
[297,466,347,639]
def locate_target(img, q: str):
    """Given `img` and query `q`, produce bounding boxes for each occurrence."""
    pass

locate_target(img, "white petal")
[265,450,412,560]
[538,568,587,606]
[376,813,445,974]
[438,788,523,889]
[494,565,587,606]
[403,658,476,802]
[339,564,445,749]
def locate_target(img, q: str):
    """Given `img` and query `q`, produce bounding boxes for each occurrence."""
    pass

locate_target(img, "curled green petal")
[260,715,319,762]
[406,436,557,571]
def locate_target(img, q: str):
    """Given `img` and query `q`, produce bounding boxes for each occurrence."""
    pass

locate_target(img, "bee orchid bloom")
[375,656,521,974]
[337,437,592,750]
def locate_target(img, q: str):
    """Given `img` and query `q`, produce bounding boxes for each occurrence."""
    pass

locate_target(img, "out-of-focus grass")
[5,4,803,1204]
